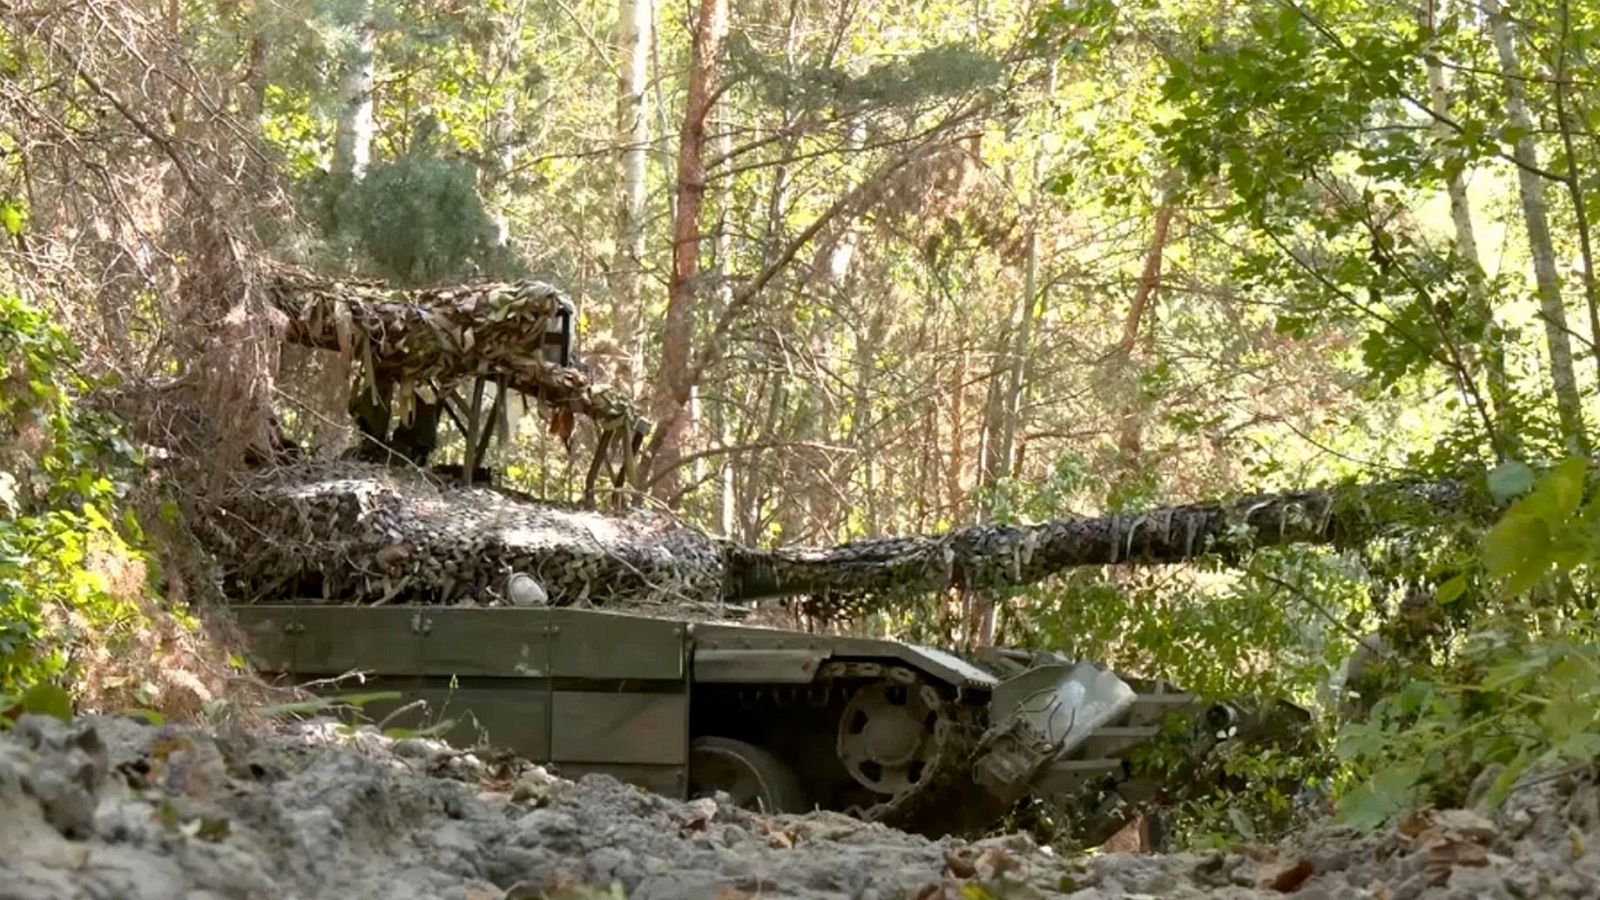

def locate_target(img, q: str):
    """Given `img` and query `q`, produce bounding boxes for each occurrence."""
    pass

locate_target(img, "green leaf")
[19,683,73,722]
[1529,458,1590,523]
[1335,765,1419,830]
[1479,751,1531,809]
[123,707,166,726]
[1556,731,1600,760]
[1227,805,1259,841]
[257,690,402,719]
[383,718,456,740]
[1335,722,1386,760]
[1482,513,1551,597]
[0,200,24,237]
[1486,461,1535,503]
[1436,575,1467,605]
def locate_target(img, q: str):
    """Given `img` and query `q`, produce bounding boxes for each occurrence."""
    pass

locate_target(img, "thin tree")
[652,0,730,500]
[331,0,377,181]
[1484,0,1590,455]
[613,0,652,392]
[1421,0,1512,445]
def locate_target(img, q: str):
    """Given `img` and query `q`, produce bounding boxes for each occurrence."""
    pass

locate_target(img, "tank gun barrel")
[211,455,1472,612]
[724,478,1472,605]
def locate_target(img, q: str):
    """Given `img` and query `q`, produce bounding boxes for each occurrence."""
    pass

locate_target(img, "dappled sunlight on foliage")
[1332,460,1600,830]
[0,293,231,719]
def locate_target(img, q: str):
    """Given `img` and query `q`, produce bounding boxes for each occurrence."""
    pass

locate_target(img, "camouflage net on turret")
[266,268,639,430]
[206,462,726,608]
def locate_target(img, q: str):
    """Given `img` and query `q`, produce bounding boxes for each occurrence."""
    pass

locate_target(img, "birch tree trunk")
[613,0,651,391]
[1421,0,1513,447]
[483,4,525,255]
[331,0,377,181]
[1484,0,1591,455]
[650,0,729,502]
[1552,0,1600,388]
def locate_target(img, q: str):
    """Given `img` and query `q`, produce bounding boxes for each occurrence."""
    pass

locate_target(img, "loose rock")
[6,715,1600,899]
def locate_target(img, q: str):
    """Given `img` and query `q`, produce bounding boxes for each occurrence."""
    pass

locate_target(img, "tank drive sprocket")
[820,664,1001,837]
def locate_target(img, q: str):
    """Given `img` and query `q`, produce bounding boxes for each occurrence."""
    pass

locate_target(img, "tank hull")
[234,603,1207,837]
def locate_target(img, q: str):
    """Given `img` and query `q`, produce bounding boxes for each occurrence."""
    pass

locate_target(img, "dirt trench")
[3,714,1598,900]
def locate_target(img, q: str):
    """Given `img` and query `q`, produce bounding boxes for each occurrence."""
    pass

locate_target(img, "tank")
[230,601,1216,838]
[217,269,1273,838]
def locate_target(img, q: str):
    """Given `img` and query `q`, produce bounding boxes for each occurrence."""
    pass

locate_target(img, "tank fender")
[694,648,827,683]
[688,624,1000,690]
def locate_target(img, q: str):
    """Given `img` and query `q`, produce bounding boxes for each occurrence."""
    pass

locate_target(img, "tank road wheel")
[836,673,947,798]
[688,736,809,814]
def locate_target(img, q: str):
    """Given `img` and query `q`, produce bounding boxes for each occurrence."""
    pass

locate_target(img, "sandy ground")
[4,713,1598,900]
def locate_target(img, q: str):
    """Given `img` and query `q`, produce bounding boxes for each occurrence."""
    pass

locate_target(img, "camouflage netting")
[224,269,1479,615]
[206,459,1471,616]
[733,478,1471,618]
[266,268,639,430]
[205,462,726,607]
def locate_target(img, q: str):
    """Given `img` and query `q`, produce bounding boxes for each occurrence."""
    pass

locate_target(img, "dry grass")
[50,487,301,726]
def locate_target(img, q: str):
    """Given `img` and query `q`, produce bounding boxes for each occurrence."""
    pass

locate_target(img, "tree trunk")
[483,3,525,256]
[712,118,737,536]
[1552,0,1600,390]
[613,0,651,392]
[331,0,377,181]
[852,309,886,538]
[1115,176,1177,469]
[946,348,969,519]
[1422,0,1514,450]
[995,63,1054,483]
[1484,0,1591,455]
[651,0,730,501]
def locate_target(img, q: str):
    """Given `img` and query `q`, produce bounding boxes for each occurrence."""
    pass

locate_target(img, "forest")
[3,0,1600,895]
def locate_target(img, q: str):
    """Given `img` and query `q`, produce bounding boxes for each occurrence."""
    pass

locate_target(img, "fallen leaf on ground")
[972,847,1020,880]
[945,847,977,879]
[1258,858,1315,893]
[1421,836,1490,885]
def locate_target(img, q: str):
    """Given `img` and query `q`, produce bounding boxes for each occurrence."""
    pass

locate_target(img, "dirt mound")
[5,714,1598,899]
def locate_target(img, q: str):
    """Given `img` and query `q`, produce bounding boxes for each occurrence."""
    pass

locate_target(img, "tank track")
[860,695,1003,837]
[721,656,1217,839]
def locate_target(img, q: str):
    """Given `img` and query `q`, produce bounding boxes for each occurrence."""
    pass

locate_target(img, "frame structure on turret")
[266,267,650,502]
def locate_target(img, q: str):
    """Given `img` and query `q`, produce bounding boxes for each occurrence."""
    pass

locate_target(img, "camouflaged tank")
[217,460,1237,839]
[217,270,1335,837]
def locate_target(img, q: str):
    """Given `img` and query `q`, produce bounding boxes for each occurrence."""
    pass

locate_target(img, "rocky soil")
[4,713,1599,900]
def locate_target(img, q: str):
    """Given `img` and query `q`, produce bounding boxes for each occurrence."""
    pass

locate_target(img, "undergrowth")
[979,456,1600,852]
[0,292,236,721]
[1331,458,1600,829]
